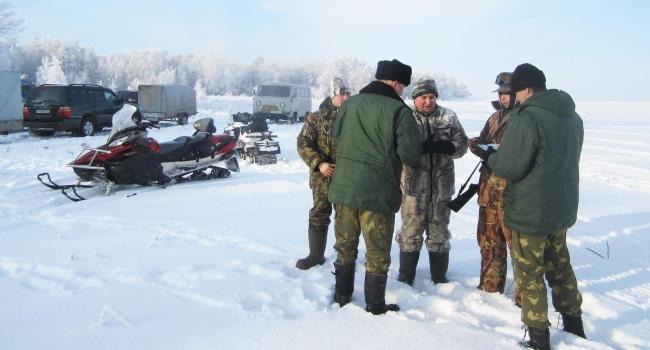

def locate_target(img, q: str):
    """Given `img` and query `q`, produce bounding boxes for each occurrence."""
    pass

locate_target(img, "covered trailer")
[138,84,197,125]
[0,71,23,134]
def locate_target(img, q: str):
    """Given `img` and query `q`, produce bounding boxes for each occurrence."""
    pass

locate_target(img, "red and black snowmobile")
[38,104,239,201]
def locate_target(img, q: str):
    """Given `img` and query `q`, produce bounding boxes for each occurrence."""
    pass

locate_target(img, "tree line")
[2,38,471,100]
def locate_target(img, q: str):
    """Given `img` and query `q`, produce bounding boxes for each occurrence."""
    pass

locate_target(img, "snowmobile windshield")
[109,104,140,140]
[257,85,291,97]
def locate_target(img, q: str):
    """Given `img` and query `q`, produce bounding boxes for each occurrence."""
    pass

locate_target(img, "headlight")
[280,102,286,108]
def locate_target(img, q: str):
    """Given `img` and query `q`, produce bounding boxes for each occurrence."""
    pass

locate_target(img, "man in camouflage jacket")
[396,77,468,286]
[295,77,350,270]
[468,72,521,305]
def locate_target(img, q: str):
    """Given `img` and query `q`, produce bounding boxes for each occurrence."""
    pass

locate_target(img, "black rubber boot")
[562,314,586,338]
[333,262,355,307]
[296,232,326,270]
[428,251,449,284]
[364,272,400,315]
[521,327,550,350]
[397,251,420,286]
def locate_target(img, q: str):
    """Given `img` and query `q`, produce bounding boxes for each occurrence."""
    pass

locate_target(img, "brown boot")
[296,232,326,270]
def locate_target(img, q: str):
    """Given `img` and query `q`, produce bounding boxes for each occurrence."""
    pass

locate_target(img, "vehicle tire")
[77,117,97,137]
[289,113,297,124]
[177,114,188,125]
[32,130,55,137]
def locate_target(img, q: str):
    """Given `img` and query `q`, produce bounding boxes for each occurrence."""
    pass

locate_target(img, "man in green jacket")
[482,63,586,350]
[328,59,422,315]
[295,77,350,270]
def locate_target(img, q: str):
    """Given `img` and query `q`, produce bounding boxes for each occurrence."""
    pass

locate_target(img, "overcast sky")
[12,0,650,100]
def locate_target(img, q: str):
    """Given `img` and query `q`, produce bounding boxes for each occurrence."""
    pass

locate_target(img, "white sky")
[11,0,650,100]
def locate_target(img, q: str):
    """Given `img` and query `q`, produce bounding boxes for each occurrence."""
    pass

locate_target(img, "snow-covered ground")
[1,96,649,349]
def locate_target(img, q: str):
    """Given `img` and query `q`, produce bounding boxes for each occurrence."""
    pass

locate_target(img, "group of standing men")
[296,59,586,349]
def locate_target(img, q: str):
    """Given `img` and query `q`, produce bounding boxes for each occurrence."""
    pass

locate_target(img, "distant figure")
[468,72,521,305]
[295,77,350,270]
[481,63,586,350]
[328,59,421,315]
[395,77,468,286]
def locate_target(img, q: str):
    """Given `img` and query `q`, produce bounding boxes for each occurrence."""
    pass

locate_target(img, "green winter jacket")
[328,81,422,214]
[488,89,583,235]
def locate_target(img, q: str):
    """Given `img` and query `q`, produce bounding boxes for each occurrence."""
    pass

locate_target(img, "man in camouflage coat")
[295,77,350,270]
[396,77,468,286]
[468,72,521,305]
[482,63,586,349]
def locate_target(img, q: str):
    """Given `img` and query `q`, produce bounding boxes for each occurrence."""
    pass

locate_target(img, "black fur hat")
[510,63,546,92]
[375,59,412,86]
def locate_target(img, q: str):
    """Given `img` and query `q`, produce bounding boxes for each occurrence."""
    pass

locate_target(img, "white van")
[253,83,311,124]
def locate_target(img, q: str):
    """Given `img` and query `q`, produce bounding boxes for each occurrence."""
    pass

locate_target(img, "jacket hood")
[520,89,576,117]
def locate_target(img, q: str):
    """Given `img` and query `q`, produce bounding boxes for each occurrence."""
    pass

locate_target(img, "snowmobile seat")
[249,115,269,133]
[160,133,213,162]
[159,137,192,161]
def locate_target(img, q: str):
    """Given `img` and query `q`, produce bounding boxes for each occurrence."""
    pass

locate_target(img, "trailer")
[138,84,197,125]
[0,71,23,135]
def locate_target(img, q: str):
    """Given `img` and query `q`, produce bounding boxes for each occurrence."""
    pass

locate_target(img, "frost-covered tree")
[0,0,22,70]
[9,38,471,98]
[36,56,67,84]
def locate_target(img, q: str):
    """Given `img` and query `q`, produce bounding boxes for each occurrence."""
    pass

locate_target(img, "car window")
[28,87,67,103]
[69,88,88,105]
[88,89,107,107]
[257,85,291,97]
[104,90,120,105]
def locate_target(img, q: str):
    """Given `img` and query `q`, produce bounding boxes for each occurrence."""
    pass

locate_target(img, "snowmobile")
[224,112,281,165]
[38,104,239,201]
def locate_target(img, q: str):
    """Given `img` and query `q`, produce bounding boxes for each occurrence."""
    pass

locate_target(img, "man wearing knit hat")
[328,59,421,315]
[295,77,350,270]
[468,72,521,305]
[395,77,468,287]
[480,63,586,349]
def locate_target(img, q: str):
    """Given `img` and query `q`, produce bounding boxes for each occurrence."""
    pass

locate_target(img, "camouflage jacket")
[469,105,511,209]
[297,97,338,193]
[401,105,468,197]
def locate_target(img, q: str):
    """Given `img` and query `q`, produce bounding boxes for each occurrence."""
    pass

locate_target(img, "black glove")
[422,137,456,155]
[477,145,496,161]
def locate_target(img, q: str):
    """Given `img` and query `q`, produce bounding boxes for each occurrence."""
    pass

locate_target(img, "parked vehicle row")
[19,82,199,137]
[2,72,313,138]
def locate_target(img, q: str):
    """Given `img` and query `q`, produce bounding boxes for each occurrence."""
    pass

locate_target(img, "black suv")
[23,84,123,137]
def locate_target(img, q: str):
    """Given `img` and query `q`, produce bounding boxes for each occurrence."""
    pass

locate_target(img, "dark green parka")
[328,81,422,214]
[487,89,583,235]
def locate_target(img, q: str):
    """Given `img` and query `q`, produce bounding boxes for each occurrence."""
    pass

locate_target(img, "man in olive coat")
[328,59,422,315]
[481,63,586,349]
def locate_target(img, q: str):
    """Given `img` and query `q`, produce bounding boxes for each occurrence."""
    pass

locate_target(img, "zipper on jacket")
[425,115,434,201]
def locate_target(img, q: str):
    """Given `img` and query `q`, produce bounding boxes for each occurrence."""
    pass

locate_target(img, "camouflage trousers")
[512,229,583,328]
[477,206,519,301]
[333,205,395,275]
[396,195,451,253]
[308,190,333,236]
